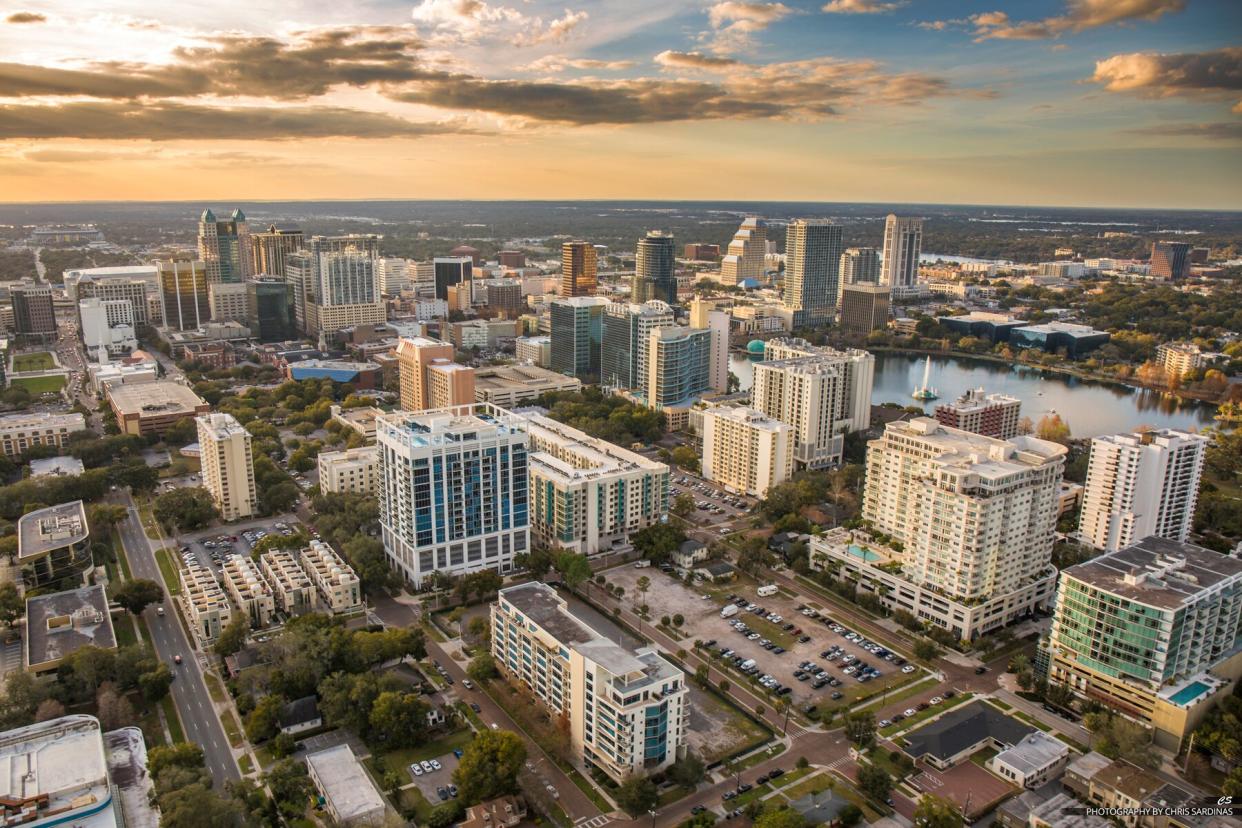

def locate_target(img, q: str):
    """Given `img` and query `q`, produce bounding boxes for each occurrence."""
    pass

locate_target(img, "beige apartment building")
[259,549,317,615]
[701,406,793,497]
[220,555,276,628]
[300,540,362,613]
[317,446,379,495]
[181,564,232,643]
[0,412,86,458]
[197,413,257,522]
[427,360,476,409]
[395,336,455,411]
[207,282,249,324]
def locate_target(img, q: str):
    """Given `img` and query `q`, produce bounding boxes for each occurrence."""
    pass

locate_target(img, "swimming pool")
[1169,681,1211,706]
[847,544,882,562]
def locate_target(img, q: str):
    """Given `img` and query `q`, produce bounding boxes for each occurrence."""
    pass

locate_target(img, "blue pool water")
[1169,681,1211,706]
[847,544,882,562]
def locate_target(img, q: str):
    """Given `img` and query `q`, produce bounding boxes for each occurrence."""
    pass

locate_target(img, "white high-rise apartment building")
[689,298,730,394]
[783,219,843,323]
[66,266,157,325]
[197,412,257,522]
[1079,429,1208,553]
[376,258,412,296]
[377,404,529,587]
[492,582,688,782]
[880,215,923,288]
[752,353,868,469]
[701,407,793,497]
[720,217,767,285]
[600,300,674,390]
[78,297,137,360]
[861,418,1065,606]
[526,413,669,555]
[763,338,874,436]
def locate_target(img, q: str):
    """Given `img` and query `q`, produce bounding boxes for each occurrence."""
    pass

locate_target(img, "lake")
[728,351,1218,438]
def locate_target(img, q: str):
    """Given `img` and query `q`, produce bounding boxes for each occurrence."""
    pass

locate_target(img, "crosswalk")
[574,814,612,828]
[824,755,851,772]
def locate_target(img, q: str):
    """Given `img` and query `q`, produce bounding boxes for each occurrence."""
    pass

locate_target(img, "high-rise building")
[526,413,669,555]
[376,258,412,296]
[1047,536,1242,750]
[498,250,526,268]
[646,326,711,410]
[482,279,524,318]
[158,257,210,331]
[1156,342,1212,377]
[10,282,56,337]
[492,583,688,782]
[763,338,874,434]
[249,224,304,277]
[839,282,890,335]
[860,418,1065,635]
[295,252,384,335]
[246,277,294,342]
[426,359,476,409]
[208,281,249,324]
[549,296,608,382]
[752,351,873,469]
[434,257,472,301]
[783,219,843,324]
[839,246,881,306]
[78,297,136,360]
[934,388,1022,440]
[689,298,731,394]
[308,234,382,257]
[601,300,674,390]
[720,217,767,286]
[879,214,923,288]
[197,412,257,522]
[377,404,530,587]
[198,208,251,283]
[1150,241,1192,280]
[632,231,677,304]
[701,406,793,497]
[1079,429,1208,553]
[560,241,598,297]
[395,336,456,411]
[66,266,157,325]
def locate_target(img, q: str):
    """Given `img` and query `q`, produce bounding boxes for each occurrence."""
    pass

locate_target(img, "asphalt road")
[113,491,240,783]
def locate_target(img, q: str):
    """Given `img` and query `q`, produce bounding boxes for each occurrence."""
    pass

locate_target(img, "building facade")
[560,241,598,297]
[839,283,890,335]
[300,539,362,612]
[198,208,250,283]
[158,258,211,331]
[220,554,276,628]
[434,257,473,301]
[550,297,607,382]
[632,231,677,305]
[78,298,136,360]
[879,214,923,288]
[249,223,304,278]
[197,413,257,522]
[601,300,675,390]
[318,446,380,494]
[473,364,582,407]
[934,388,1022,440]
[783,218,843,324]
[645,326,711,409]
[11,282,56,337]
[0,412,85,458]
[246,277,295,342]
[701,406,793,497]
[689,298,731,394]
[720,217,767,286]
[1150,241,1191,280]
[208,281,249,324]
[396,336,456,411]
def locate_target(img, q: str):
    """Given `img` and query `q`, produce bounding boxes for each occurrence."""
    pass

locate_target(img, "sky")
[0,0,1239,208]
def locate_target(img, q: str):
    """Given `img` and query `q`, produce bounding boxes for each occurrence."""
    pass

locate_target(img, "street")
[113,491,239,783]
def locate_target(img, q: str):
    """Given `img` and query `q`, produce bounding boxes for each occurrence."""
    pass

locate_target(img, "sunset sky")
[1,0,1239,207]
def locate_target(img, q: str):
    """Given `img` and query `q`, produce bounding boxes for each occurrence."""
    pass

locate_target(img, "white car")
[879,719,892,728]
[903,708,917,717]
[421,761,433,773]
[901,665,916,674]
[930,696,943,705]
[411,764,424,777]
[430,759,442,770]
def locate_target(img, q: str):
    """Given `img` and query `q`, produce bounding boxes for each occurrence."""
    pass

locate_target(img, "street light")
[649,809,657,828]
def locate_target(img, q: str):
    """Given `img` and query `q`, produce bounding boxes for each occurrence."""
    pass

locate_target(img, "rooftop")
[196,412,248,440]
[991,730,1068,775]
[18,501,88,561]
[107,381,206,416]
[474,364,580,394]
[0,411,86,431]
[706,406,791,433]
[0,715,112,826]
[376,403,527,449]
[1063,537,1242,610]
[526,413,665,482]
[903,700,1035,762]
[25,585,116,670]
[28,456,85,478]
[1014,321,1107,337]
[878,418,1067,481]
[305,745,387,822]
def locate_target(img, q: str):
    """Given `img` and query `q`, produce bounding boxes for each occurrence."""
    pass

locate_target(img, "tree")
[736,539,775,575]
[369,691,430,749]
[858,764,892,802]
[667,752,706,788]
[158,784,248,828]
[1084,712,1159,769]
[839,804,864,827]
[112,578,164,615]
[631,522,686,563]
[694,664,710,687]
[245,693,285,743]
[671,493,696,518]
[1036,413,1071,445]
[671,446,699,471]
[96,682,135,730]
[513,547,554,578]
[34,698,65,722]
[468,653,498,682]
[554,550,592,591]
[214,614,249,657]
[913,639,942,662]
[453,729,527,803]
[845,711,876,746]
[0,582,23,627]
[615,774,658,816]
[913,795,963,828]
[753,809,808,828]
[265,759,314,819]
[427,801,464,828]
[153,487,217,531]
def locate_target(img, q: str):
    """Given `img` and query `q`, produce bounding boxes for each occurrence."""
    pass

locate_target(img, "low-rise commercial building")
[318,446,379,495]
[987,731,1070,789]
[24,585,116,674]
[492,583,688,782]
[285,359,382,389]
[938,311,1027,343]
[0,411,85,458]
[17,501,92,588]
[305,745,388,827]
[901,700,1035,770]
[107,381,209,437]
[28,456,85,479]
[1011,322,1110,357]
[181,564,232,643]
[259,549,317,615]
[473,364,582,407]
[220,555,276,628]
[300,540,363,613]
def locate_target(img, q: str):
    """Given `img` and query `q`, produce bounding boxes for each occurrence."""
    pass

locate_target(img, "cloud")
[654,50,743,71]
[1091,47,1242,112]
[0,101,471,140]
[6,11,45,23]
[822,0,905,14]
[1127,121,1242,142]
[410,0,588,47]
[523,55,634,72]
[972,0,1185,40]
[705,2,795,52]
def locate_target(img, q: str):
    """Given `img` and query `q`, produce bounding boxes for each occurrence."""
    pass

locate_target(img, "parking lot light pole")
[649,809,657,828]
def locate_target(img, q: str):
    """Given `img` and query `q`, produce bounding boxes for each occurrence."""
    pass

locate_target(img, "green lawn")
[369,727,475,773]
[10,374,65,394]
[779,771,834,801]
[881,692,975,738]
[730,742,787,771]
[221,710,243,748]
[856,674,938,713]
[114,614,139,648]
[162,696,185,743]
[396,787,435,824]
[154,548,181,594]
[11,352,54,371]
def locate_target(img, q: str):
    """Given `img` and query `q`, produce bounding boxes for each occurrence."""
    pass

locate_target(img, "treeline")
[537,387,664,445]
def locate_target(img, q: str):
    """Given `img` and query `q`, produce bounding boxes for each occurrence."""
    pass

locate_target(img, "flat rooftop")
[107,381,206,416]
[305,744,386,822]
[993,731,1068,775]
[28,456,85,478]
[25,585,116,669]
[0,411,85,431]
[0,715,111,823]
[880,418,1066,480]
[18,500,88,561]
[1063,536,1242,611]
[196,412,248,440]
[526,413,664,480]
[474,364,579,393]
[377,404,527,447]
[1015,321,1106,337]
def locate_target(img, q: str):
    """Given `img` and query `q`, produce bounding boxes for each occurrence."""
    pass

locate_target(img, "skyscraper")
[839,283,890,335]
[197,412,257,522]
[10,282,56,338]
[377,404,529,587]
[1150,241,1192,280]
[839,247,881,305]
[249,224,304,277]
[158,258,210,331]
[764,338,874,433]
[1079,429,1208,553]
[783,219,843,324]
[395,336,456,411]
[287,235,380,335]
[434,256,473,301]
[632,231,677,304]
[561,241,598,297]
[720,217,767,286]
[550,297,608,382]
[645,326,711,409]
[689,298,731,394]
[601,301,674,390]
[376,258,411,296]
[198,208,251,284]
[246,277,294,342]
[310,254,384,335]
[879,214,923,288]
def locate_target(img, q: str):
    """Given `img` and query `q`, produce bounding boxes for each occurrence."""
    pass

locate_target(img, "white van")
[757,585,778,597]
[634,559,651,568]
[720,604,739,619]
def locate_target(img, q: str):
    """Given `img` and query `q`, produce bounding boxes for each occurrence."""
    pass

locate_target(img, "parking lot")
[407,750,462,804]
[605,567,922,711]
[669,473,757,528]
[174,516,305,576]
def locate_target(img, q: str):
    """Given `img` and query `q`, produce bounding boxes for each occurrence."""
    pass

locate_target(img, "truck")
[757,584,778,597]
[720,604,739,619]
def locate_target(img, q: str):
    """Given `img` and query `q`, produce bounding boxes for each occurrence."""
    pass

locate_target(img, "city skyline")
[0,0,1239,208]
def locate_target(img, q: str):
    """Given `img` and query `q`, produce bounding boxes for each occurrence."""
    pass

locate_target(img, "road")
[112,491,239,783]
